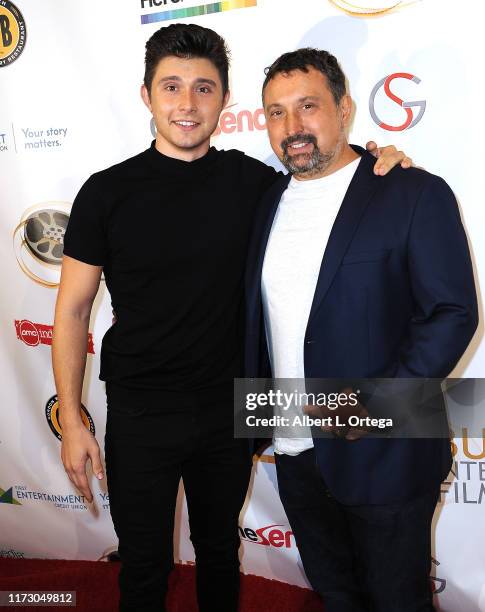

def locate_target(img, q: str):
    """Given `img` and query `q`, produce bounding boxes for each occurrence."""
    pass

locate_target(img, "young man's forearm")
[52,311,91,430]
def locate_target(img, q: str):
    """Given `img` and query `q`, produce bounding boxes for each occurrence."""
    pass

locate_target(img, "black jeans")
[105,383,252,612]
[275,448,438,612]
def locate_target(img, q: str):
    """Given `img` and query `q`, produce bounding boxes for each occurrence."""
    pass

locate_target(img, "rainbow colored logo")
[141,0,257,25]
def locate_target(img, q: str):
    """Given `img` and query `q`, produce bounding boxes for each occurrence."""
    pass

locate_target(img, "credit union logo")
[369,73,426,131]
[0,1,26,67]
[0,485,21,505]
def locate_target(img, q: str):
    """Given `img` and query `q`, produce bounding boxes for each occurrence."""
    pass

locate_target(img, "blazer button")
[306,340,316,344]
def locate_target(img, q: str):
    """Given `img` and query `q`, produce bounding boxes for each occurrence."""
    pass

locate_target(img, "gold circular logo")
[329,0,412,16]
[45,395,96,442]
[0,1,26,68]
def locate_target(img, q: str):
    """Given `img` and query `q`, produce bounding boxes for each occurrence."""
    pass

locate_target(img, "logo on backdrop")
[13,485,89,511]
[214,103,266,137]
[45,394,96,442]
[0,485,22,505]
[239,524,295,548]
[0,130,8,152]
[13,202,71,288]
[139,0,257,26]
[14,320,95,353]
[440,432,485,504]
[150,103,267,139]
[0,1,26,67]
[0,548,25,558]
[329,0,417,16]
[97,545,119,562]
[369,73,426,131]
[430,558,447,594]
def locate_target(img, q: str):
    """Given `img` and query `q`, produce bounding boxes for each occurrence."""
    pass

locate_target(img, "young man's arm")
[52,255,103,504]
[366,141,412,175]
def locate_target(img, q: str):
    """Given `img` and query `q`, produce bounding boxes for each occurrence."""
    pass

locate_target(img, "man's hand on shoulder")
[366,141,413,176]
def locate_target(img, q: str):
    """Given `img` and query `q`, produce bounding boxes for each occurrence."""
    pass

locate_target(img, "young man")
[52,25,409,612]
[245,48,478,611]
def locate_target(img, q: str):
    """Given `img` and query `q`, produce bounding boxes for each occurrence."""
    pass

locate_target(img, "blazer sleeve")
[395,175,478,378]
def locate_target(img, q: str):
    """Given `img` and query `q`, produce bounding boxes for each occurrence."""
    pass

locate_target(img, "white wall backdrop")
[1,1,484,610]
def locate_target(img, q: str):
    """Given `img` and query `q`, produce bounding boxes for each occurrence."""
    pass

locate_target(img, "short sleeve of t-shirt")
[63,173,108,266]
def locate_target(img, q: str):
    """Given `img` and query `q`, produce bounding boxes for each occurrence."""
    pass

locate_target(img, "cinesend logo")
[214,104,266,137]
[239,524,294,548]
[0,1,26,67]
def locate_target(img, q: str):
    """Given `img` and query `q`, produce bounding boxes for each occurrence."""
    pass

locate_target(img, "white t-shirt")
[261,158,360,455]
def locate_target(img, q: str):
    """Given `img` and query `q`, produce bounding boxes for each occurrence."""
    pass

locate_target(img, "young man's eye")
[198,86,212,94]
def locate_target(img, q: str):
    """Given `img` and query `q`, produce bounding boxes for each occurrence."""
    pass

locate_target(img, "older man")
[245,48,478,611]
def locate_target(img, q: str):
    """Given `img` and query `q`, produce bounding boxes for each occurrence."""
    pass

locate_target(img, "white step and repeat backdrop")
[1,0,485,609]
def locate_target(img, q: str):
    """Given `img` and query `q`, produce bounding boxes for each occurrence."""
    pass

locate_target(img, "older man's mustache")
[281,133,318,155]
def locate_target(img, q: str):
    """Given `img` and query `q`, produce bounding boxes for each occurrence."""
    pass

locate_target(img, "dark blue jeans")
[105,383,252,612]
[275,448,438,612]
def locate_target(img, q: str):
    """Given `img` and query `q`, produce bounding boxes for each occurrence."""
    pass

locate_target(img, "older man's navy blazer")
[245,146,478,505]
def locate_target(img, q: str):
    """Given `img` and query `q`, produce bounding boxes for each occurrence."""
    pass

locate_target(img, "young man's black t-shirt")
[63,142,279,390]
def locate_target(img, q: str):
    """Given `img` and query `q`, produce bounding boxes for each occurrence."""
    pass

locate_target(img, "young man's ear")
[141,84,152,112]
[222,89,231,109]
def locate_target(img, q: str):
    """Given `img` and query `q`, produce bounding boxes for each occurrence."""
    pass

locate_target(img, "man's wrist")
[58,407,85,432]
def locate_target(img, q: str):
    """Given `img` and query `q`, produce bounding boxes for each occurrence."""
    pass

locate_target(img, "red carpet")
[0,559,323,611]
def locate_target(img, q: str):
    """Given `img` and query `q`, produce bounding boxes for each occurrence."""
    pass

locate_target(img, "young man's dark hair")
[144,23,230,96]
[262,47,346,105]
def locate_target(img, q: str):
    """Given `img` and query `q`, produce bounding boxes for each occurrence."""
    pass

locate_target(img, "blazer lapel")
[307,150,380,327]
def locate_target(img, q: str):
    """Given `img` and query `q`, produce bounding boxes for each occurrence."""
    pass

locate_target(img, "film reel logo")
[13,202,71,288]
[45,395,95,442]
[0,0,26,67]
[329,0,418,16]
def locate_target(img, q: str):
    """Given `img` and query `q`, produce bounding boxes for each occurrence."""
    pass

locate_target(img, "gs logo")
[0,1,26,68]
[369,73,426,132]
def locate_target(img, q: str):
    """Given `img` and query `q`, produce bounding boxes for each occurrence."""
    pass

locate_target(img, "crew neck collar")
[145,140,219,177]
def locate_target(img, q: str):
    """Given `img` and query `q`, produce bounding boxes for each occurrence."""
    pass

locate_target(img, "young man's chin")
[173,132,212,150]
